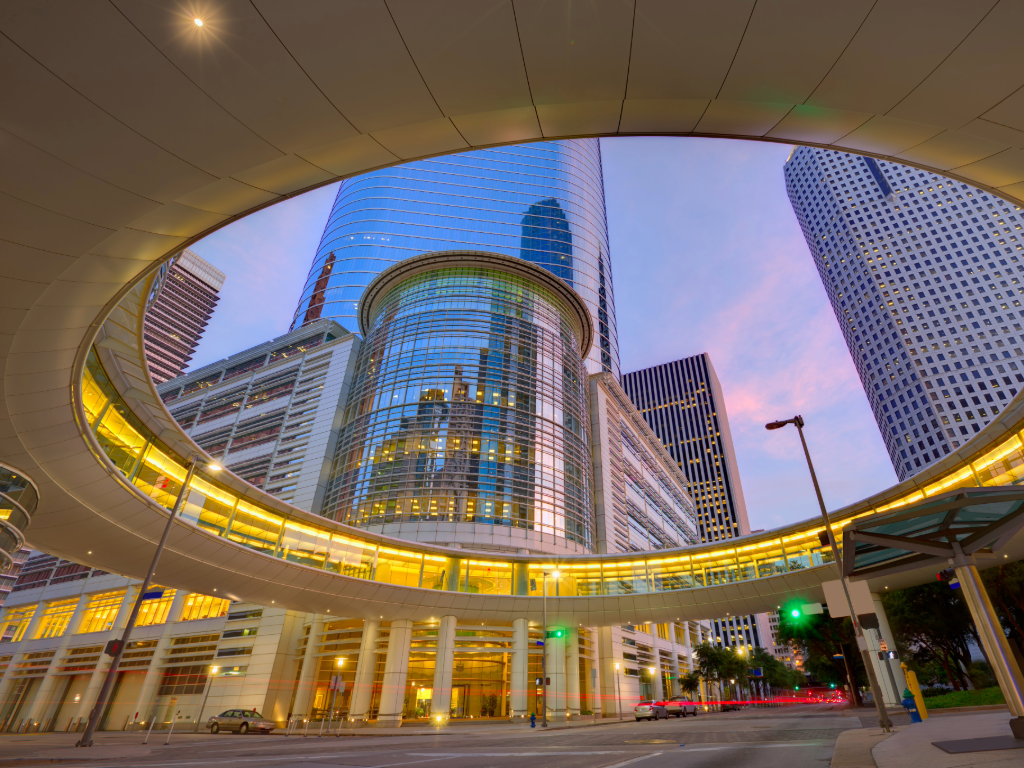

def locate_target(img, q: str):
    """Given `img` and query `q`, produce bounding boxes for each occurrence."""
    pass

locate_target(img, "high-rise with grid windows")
[622,354,769,653]
[785,147,1024,481]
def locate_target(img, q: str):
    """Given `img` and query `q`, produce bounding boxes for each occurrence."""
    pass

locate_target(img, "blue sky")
[187,137,897,532]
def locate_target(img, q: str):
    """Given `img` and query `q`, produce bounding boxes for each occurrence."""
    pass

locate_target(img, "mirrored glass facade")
[291,139,618,377]
[320,255,595,550]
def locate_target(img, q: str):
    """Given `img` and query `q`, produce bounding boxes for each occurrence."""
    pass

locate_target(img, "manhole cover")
[624,739,676,744]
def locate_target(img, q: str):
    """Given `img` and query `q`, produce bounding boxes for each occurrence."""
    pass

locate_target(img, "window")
[180,594,230,622]
[78,590,127,634]
[137,589,177,627]
[37,598,78,639]
[157,664,210,696]
[0,605,35,643]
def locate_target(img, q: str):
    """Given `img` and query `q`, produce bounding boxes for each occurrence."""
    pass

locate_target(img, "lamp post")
[765,415,892,731]
[77,455,219,747]
[541,570,559,728]
[647,667,657,702]
[614,662,622,720]
[328,657,344,736]
[193,665,218,732]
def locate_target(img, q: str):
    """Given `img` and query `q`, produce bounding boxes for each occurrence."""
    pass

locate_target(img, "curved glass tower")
[321,251,595,554]
[291,139,618,377]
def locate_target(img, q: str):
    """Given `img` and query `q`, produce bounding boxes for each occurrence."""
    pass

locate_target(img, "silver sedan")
[633,701,668,721]
[208,709,275,734]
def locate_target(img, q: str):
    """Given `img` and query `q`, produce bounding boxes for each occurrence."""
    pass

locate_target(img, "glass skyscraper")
[291,139,619,377]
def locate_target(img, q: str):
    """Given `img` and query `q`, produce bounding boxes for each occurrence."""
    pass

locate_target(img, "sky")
[186,137,898,532]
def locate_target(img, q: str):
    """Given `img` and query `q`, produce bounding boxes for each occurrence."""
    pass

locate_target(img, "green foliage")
[920,687,1005,709]
[679,671,701,697]
[775,607,863,705]
[881,581,976,691]
[981,562,1024,661]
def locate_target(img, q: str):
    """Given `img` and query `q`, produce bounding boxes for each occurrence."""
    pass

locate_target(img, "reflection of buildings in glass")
[301,251,336,325]
[289,139,619,377]
[520,197,572,286]
[320,254,593,554]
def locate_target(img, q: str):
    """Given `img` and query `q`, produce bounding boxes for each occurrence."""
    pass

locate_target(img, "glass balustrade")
[83,345,1024,599]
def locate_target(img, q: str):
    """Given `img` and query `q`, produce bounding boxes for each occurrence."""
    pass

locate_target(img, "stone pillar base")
[568,713,581,721]
[1011,717,1024,740]
[509,714,528,722]
[374,717,403,728]
[343,718,368,729]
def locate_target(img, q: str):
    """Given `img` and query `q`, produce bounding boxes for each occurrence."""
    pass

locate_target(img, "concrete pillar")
[376,620,412,727]
[545,625,566,720]
[22,590,91,729]
[954,560,1024,734]
[68,584,136,728]
[510,618,529,720]
[597,626,617,718]
[871,593,908,700]
[862,621,901,707]
[290,614,324,719]
[566,628,580,719]
[430,616,456,723]
[670,649,681,697]
[132,589,190,726]
[348,619,380,724]
[650,660,664,701]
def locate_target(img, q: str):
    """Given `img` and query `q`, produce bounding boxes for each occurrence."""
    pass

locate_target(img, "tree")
[982,562,1024,661]
[679,671,701,701]
[775,608,865,706]
[881,581,976,691]
[694,642,728,707]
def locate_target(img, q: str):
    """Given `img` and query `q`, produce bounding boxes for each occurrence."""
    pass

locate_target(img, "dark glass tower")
[290,140,618,377]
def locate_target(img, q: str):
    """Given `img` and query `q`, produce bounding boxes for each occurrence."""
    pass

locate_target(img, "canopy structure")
[842,487,1024,581]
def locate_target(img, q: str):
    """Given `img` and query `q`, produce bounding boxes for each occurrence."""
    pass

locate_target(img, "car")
[208,709,276,734]
[663,696,698,717]
[633,701,668,721]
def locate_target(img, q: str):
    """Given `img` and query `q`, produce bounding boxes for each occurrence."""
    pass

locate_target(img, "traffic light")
[830,683,836,689]
[937,569,961,590]
[545,629,565,639]
[794,685,800,691]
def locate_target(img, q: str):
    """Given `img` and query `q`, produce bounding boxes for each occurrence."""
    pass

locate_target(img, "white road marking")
[602,753,663,768]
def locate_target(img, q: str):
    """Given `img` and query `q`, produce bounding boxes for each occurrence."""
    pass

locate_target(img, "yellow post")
[900,663,929,720]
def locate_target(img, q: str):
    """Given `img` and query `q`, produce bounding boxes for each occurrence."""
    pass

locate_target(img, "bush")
[921,687,1005,709]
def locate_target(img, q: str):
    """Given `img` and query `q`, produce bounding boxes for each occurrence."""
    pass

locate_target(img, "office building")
[784,147,1024,480]
[143,249,226,383]
[622,354,770,654]
[290,139,619,377]
[157,319,358,512]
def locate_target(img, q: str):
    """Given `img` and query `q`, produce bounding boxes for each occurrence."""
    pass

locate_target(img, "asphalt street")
[0,704,853,768]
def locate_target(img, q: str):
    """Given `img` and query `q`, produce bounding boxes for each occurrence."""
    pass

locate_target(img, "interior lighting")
[194,18,203,26]
[207,463,222,472]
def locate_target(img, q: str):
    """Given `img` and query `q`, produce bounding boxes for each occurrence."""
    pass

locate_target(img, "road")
[0,704,857,767]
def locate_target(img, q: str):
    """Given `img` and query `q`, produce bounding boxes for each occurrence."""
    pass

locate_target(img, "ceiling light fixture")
[194,18,203,26]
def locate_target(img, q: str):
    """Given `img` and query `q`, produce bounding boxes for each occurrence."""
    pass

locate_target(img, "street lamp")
[765,415,892,731]
[78,455,218,747]
[541,569,560,728]
[328,657,345,736]
[194,665,218,732]
[614,662,623,720]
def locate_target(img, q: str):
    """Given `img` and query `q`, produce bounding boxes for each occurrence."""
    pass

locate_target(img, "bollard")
[303,718,309,737]
[164,711,179,745]
[143,716,157,744]
[318,717,325,737]
[900,664,929,720]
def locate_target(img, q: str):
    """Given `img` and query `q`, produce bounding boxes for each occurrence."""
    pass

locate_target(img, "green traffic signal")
[791,609,801,618]
[545,629,565,639]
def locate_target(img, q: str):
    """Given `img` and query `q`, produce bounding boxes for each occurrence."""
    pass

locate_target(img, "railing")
[0,463,37,573]
[83,347,841,598]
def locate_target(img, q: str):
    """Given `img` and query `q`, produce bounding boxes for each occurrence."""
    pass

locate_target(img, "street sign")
[879,640,888,652]
[751,667,764,678]
[330,676,346,692]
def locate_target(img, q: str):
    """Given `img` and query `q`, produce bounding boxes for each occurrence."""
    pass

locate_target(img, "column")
[954,559,1024,736]
[510,618,529,720]
[545,625,566,720]
[566,628,580,719]
[597,626,617,718]
[290,614,324,720]
[376,620,412,727]
[22,591,91,730]
[862,618,900,707]
[131,589,190,727]
[650,660,664,701]
[670,647,681,698]
[347,619,380,724]
[871,592,908,701]
[430,616,456,723]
